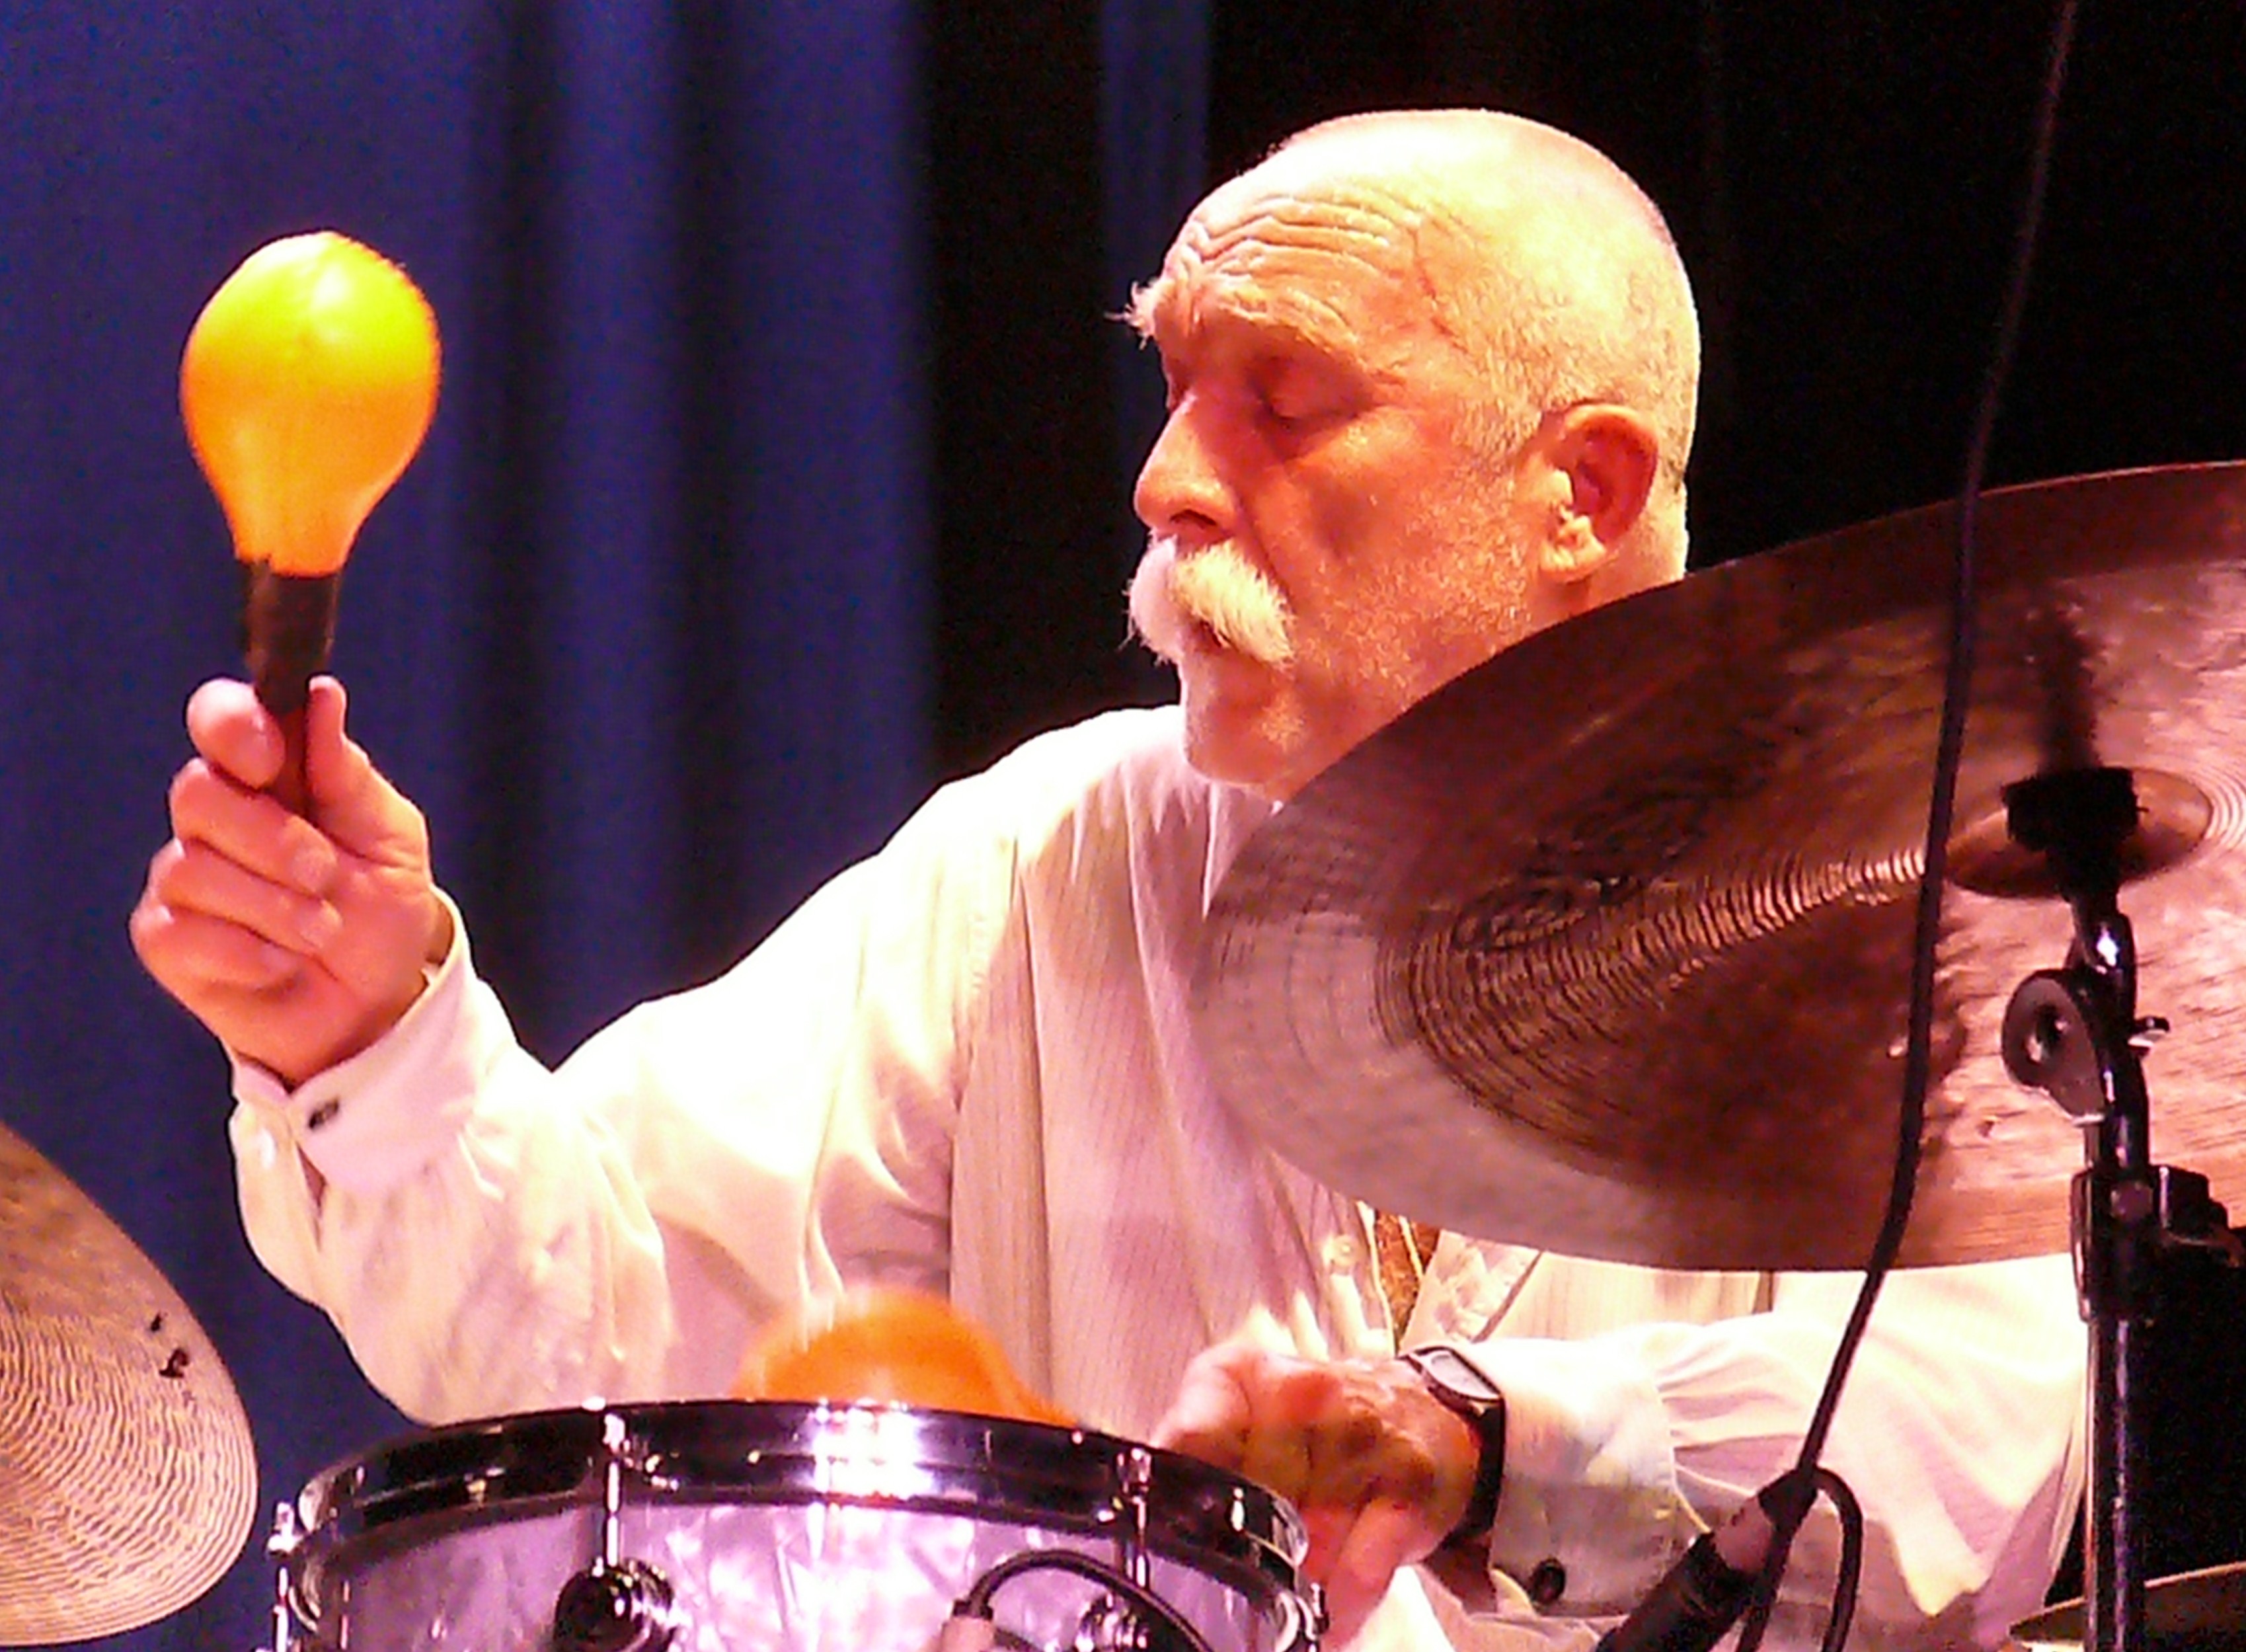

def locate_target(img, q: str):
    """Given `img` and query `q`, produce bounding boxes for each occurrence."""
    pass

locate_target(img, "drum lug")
[1117,1445,1154,1591]
[551,1558,678,1652]
[1071,1445,1161,1651]
[547,1407,680,1652]
[1276,1583,1325,1650]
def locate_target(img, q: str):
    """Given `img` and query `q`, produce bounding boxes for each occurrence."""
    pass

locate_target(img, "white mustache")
[1128,537,1296,668]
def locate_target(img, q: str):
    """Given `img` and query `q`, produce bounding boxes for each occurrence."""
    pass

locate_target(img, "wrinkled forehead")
[1139,157,1445,352]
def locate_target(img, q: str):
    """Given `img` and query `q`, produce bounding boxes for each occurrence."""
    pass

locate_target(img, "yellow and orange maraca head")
[180,231,439,578]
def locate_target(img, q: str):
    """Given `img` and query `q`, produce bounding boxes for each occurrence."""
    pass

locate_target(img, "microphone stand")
[1997,768,2243,1652]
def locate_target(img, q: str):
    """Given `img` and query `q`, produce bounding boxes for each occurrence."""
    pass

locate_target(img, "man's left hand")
[1154,1344,1481,1644]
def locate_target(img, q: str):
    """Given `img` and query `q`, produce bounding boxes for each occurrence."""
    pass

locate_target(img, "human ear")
[1533,405,1660,583]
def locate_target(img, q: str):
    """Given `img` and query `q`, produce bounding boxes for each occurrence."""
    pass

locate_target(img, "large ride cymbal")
[0,1119,258,1644]
[1194,462,2246,1269]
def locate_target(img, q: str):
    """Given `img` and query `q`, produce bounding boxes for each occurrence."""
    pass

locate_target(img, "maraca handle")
[243,566,340,816]
[264,705,311,818]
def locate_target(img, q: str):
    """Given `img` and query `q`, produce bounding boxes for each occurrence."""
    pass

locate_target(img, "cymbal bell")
[0,1119,258,1644]
[1194,461,2246,1270]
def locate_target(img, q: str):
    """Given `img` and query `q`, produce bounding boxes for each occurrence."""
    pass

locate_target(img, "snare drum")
[270,1400,1313,1651]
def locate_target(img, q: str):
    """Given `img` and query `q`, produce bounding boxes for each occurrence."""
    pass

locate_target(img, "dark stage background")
[0,2,2239,1645]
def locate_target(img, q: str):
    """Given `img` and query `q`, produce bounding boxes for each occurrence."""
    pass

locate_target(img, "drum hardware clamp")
[1997,767,2246,1652]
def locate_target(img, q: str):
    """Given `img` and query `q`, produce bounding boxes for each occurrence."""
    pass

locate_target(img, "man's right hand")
[131,676,451,1088]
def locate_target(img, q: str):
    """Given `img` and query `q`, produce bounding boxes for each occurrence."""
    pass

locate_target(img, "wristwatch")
[1400,1345,1508,1548]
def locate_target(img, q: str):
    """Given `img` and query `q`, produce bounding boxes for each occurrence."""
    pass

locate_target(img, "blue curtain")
[0,3,1204,1645]
[1102,0,1208,702]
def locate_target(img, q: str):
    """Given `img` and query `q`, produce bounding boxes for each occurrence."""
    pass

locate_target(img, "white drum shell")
[288,1401,1311,1652]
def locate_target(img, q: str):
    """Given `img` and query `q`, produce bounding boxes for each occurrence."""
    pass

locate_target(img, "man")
[133,110,2082,1648]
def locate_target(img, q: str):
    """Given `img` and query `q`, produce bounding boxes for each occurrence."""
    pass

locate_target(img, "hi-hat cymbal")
[1194,461,2246,1269]
[0,1119,258,1644]
[2015,1561,2246,1650]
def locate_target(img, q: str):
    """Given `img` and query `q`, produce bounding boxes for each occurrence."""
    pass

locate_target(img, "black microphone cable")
[1732,3,2082,1650]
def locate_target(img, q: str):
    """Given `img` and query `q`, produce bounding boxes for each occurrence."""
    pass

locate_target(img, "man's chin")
[1177,693,1304,802]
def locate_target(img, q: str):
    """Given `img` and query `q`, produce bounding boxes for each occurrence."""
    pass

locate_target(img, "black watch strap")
[1401,1345,1507,1548]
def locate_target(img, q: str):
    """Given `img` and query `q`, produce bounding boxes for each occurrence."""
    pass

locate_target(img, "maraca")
[736,1287,1073,1426]
[180,231,439,812]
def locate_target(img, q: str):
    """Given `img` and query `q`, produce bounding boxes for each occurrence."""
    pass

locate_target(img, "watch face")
[1405,1347,1504,1408]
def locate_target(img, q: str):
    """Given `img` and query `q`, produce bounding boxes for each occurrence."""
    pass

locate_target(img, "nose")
[1132,395,1230,546]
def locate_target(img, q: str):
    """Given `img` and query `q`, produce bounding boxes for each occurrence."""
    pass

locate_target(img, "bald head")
[1146,109,1700,582]
[1299,112,1695,576]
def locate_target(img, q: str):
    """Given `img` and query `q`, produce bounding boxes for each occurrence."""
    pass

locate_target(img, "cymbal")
[0,1119,258,1644]
[1194,461,2246,1269]
[2015,1561,2246,1649]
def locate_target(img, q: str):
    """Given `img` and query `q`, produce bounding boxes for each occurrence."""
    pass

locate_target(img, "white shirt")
[229,707,2084,1650]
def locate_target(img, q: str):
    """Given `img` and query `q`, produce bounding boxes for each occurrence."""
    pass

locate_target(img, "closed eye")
[1249,353,1358,429]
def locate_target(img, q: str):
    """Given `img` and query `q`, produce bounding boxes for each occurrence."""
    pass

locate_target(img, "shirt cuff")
[1416,1335,1697,1617]
[227,892,516,1197]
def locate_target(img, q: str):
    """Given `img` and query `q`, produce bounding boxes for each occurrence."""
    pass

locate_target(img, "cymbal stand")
[1998,768,2243,1652]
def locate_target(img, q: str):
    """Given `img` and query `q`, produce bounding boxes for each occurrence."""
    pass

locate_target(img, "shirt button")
[1322,1234,1363,1270]
[305,1099,341,1131]
[1528,1558,1567,1606]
